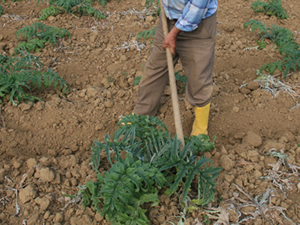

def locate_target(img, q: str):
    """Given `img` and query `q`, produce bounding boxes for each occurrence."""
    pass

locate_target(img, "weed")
[175,70,187,93]
[14,39,46,54]
[39,6,64,20]
[83,114,221,224]
[0,51,68,106]
[15,23,70,53]
[38,0,105,20]
[107,76,114,83]
[133,76,141,86]
[97,0,120,7]
[136,0,160,40]
[251,0,289,19]
[137,26,157,40]
[256,40,267,49]
[0,4,3,16]
[244,20,300,78]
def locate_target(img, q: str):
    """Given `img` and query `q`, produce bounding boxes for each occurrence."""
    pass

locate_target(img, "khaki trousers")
[134,13,217,116]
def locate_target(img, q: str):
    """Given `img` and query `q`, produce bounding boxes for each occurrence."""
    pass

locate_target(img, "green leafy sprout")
[244,19,300,78]
[14,23,71,54]
[137,26,157,40]
[97,0,120,7]
[0,51,69,106]
[251,0,289,19]
[133,76,141,86]
[38,0,106,20]
[82,114,221,224]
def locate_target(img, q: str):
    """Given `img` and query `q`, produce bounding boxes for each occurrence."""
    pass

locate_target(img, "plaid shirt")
[162,0,218,32]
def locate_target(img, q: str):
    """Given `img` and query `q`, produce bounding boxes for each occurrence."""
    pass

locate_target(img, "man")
[133,0,218,136]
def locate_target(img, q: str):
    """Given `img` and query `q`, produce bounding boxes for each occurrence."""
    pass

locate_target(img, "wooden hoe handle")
[159,0,185,148]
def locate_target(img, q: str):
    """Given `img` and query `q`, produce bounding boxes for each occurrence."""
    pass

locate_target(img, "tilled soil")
[0,0,300,224]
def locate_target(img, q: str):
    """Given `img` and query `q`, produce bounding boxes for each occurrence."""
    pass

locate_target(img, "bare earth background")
[0,0,300,224]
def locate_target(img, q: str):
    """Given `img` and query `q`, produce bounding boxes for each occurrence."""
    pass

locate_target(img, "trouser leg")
[133,18,179,116]
[177,13,217,107]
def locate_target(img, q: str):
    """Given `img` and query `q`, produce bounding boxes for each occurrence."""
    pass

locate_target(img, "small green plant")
[107,76,114,83]
[97,0,120,7]
[14,23,70,54]
[15,39,46,54]
[244,20,300,78]
[39,6,64,20]
[83,114,221,224]
[251,0,289,19]
[137,26,157,40]
[133,76,141,86]
[38,0,105,20]
[0,51,68,105]
[175,70,187,93]
[0,5,3,16]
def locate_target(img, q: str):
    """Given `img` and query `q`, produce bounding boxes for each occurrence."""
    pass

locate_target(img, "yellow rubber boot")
[191,103,211,136]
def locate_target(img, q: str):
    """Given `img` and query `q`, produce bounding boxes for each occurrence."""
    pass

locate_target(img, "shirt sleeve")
[175,0,210,32]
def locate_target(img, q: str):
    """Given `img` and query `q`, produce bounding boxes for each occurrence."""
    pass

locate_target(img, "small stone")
[48,149,57,157]
[35,197,51,211]
[0,43,7,50]
[120,55,127,61]
[35,101,45,111]
[119,77,128,88]
[70,177,78,186]
[247,81,259,90]
[27,213,40,225]
[104,100,114,108]
[39,157,50,166]
[90,32,98,42]
[86,87,98,99]
[220,155,235,171]
[240,87,251,95]
[39,168,55,182]
[213,84,220,96]
[53,213,64,223]
[145,15,155,23]
[233,132,246,139]
[224,174,235,183]
[232,106,239,113]
[78,89,87,98]
[253,170,262,178]
[280,201,289,209]
[157,215,165,224]
[95,213,104,222]
[52,173,61,184]
[227,209,238,223]
[27,158,38,169]
[163,86,171,96]
[247,150,259,163]
[235,178,243,188]
[47,16,56,22]
[242,131,262,147]
[19,185,37,203]
[44,211,51,220]
[0,169,5,182]
[159,104,168,114]
[95,124,104,131]
[12,158,22,169]
[19,102,33,111]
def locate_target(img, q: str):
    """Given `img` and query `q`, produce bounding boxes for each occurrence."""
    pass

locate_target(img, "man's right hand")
[162,26,181,55]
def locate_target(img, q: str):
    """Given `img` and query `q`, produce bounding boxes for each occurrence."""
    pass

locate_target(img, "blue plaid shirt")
[162,0,218,32]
